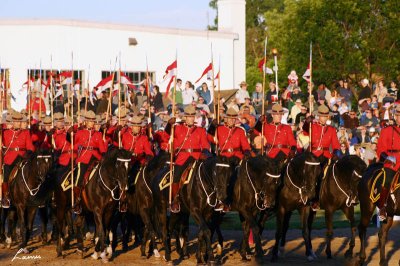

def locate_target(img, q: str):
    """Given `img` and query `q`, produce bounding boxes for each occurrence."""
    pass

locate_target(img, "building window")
[101,71,155,84]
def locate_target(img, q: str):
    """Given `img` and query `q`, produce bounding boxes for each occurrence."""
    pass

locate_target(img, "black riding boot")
[1,182,10,208]
[72,187,82,214]
[378,187,390,222]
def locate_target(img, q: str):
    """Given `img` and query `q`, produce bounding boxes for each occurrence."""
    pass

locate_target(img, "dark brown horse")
[358,162,400,266]
[319,155,367,259]
[271,152,321,262]
[8,150,53,253]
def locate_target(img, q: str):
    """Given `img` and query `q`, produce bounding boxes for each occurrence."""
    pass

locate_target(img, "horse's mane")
[102,148,120,168]
[247,155,274,175]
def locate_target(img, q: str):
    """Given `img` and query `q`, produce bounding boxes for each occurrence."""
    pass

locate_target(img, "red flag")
[120,72,133,85]
[214,71,220,80]
[60,71,73,85]
[195,63,213,83]
[95,74,113,94]
[258,58,273,74]
[165,77,175,98]
[163,60,177,80]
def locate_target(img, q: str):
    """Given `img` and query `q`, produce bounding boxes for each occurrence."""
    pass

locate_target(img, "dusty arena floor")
[0,222,400,266]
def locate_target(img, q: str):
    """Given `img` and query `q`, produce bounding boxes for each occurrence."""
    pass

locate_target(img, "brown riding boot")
[170,183,180,213]
[378,187,390,221]
[1,182,10,208]
[72,187,82,214]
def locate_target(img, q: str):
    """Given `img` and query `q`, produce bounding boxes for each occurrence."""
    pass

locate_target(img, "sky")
[0,0,217,30]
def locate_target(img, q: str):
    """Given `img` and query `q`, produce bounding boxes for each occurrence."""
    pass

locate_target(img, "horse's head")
[114,149,132,192]
[247,156,281,209]
[33,149,53,182]
[214,155,232,201]
[336,155,367,202]
[297,152,321,201]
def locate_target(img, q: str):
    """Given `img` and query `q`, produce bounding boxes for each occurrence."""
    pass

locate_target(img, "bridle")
[285,158,320,205]
[198,162,217,207]
[332,161,360,207]
[22,155,52,196]
[98,157,130,201]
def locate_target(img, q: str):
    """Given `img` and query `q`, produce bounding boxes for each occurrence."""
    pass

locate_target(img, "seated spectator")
[337,126,349,144]
[356,126,371,144]
[342,110,359,129]
[360,109,379,127]
[331,104,340,128]
[195,96,210,114]
[337,142,350,159]
[290,99,302,123]
[370,95,379,109]
[338,101,349,115]
[291,86,304,103]
[239,97,256,115]
[295,105,307,125]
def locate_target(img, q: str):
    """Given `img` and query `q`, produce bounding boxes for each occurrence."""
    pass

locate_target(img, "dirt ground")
[0,222,400,266]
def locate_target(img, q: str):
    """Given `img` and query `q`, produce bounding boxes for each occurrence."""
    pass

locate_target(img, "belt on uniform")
[221,148,241,153]
[177,149,201,153]
[268,144,290,149]
[2,147,26,151]
[312,147,330,151]
[388,150,400,153]
[61,150,73,154]
[81,146,98,151]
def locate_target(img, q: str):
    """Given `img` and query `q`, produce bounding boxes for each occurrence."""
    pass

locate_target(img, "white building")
[0,0,246,111]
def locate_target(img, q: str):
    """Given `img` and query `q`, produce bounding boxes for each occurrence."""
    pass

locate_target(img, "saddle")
[61,163,99,192]
[370,168,400,203]
[159,161,197,191]
[8,161,27,184]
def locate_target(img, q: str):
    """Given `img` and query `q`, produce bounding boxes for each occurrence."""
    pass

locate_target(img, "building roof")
[0,19,239,40]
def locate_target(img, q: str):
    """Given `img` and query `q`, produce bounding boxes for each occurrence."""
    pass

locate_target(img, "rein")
[21,155,52,196]
[245,161,267,210]
[197,162,217,207]
[98,157,130,201]
[332,161,358,207]
[141,166,152,194]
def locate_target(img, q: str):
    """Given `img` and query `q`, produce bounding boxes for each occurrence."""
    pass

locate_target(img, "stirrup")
[311,201,320,211]
[170,202,180,213]
[1,198,10,209]
[378,208,387,222]
[214,201,224,211]
[119,202,127,213]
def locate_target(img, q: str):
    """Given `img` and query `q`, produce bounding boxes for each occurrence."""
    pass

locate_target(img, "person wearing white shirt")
[182,81,198,107]
[235,81,250,105]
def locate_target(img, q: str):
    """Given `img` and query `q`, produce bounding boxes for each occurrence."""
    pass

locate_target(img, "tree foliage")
[210,0,400,92]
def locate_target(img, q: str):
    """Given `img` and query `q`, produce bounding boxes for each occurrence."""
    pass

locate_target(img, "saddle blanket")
[159,161,197,191]
[370,168,400,203]
[61,164,98,191]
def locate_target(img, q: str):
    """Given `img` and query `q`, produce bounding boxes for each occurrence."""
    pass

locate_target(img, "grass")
[189,205,378,231]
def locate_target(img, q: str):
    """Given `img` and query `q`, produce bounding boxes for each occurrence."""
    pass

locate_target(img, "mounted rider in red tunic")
[376,105,400,221]
[303,104,340,210]
[167,105,211,213]
[1,112,35,208]
[208,107,253,212]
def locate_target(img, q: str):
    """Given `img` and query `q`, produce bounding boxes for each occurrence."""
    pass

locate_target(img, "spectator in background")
[152,85,164,111]
[252,82,263,115]
[337,142,350,159]
[133,84,148,112]
[266,82,278,105]
[235,81,250,105]
[195,96,210,114]
[291,86,304,103]
[373,80,387,105]
[356,126,371,144]
[339,80,353,111]
[168,78,183,107]
[360,109,379,127]
[331,104,340,128]
[290,99,302,123]
[387,81,399,103]
[196,82,211,105]
[370,95,379,109]
[337,126,349,144]
[338,101,349,115]
[342,110,360,129]
[182,81,198,108]
[295,105,307,125]
[358,78,372,112]
[240,97,256,116]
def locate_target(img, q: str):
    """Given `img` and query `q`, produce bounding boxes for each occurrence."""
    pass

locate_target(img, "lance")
[118,52,122,148]
[308,42,313,152]
[168,52,177,214]
[210,44,218,156]
[0,61,3,116]
[261,37,268,156]
[85,64,90,115]
[70,52,75,209]
[77,69,81,125]
[272,48,279,101]
[39,60,42,120]
[50,55,54,127]
[145,54,152,139]
[217,56,221,124]
[105,57,118,123]
[0,63,2,202]
[28,69,31,126]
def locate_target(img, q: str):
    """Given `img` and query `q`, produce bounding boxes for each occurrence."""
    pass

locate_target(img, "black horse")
[220,155,281,261]
[271,152,321,262]
[8,150,53,253]
[358,163,400,266]
[319,155,367,259]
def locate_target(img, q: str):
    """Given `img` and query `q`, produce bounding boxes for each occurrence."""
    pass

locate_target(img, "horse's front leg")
[342,206,356,258]
[271,205,285,262]
[378,216,393,266]
[16,205,28,252]
[26,207,38,247]
[38,205,48,245]
[300,206,315,261]
[191,210,214,264]
[324,207,334,259]
[244,211,264,262]
[103,207,116,260]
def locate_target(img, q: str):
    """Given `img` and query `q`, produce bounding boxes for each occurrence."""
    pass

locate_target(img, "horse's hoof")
[307,255,315,262]
[311,251,318,259]
[278,247,285,257]
[106,246,113,259]
[241,254,251,261]
[153,249,160,258]
[100,251,109,263]
[216,244,222,256]
[91,251,99,260]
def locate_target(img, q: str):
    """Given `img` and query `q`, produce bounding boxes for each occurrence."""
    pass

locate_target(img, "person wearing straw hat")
[1,112,35,208]
[166,105,211,213]
[208,107,253,212]
[254,104,297,162]
[121,115,154,166]
[52,112,77,171]
[376,105,400,221]
[303,104,341,210]
[72,110,107,214]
